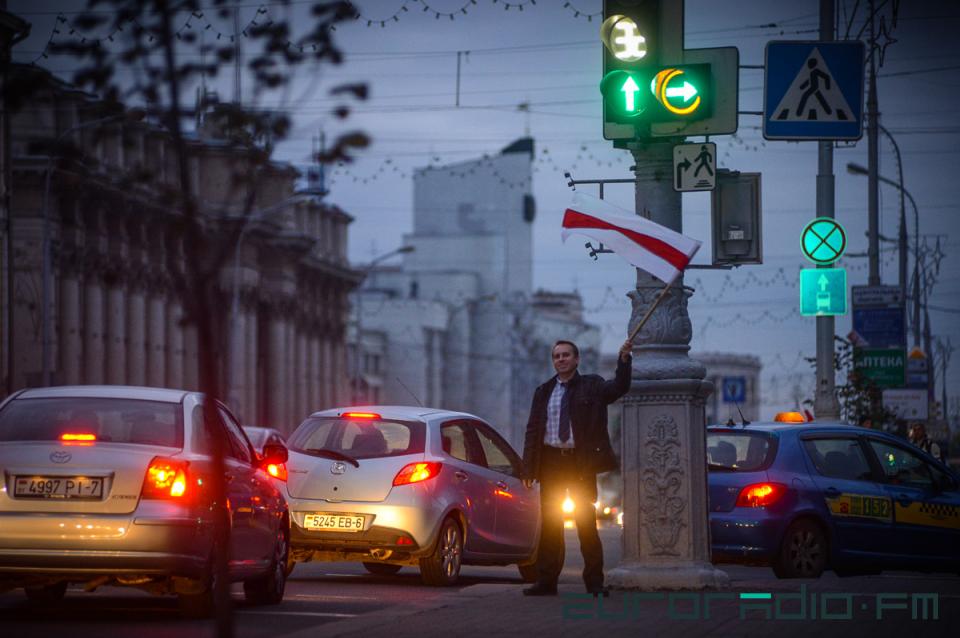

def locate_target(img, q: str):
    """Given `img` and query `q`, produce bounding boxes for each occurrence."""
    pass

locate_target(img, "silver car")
[283,406,540,585]
[0,386,290,616]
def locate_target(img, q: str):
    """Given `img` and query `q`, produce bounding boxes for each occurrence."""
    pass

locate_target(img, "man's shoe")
[587,586,610,598]
[523,583,558,596]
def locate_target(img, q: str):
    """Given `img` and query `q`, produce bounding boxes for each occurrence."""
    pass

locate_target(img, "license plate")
[13,476,104,500]
[303,513,365,532]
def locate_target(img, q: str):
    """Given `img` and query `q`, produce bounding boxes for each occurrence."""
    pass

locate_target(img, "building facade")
[4,65,358,434]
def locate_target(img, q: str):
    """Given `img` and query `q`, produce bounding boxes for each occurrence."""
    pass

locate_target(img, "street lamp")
[846,161,920,346]
[353,245,415,404]
[40,109,146,386]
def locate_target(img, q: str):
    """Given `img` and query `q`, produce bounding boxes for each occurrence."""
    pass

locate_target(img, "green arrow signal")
[621,76,640,112]
[665,81,698,103]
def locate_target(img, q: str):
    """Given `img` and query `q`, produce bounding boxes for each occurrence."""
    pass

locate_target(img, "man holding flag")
[520,193,701,598]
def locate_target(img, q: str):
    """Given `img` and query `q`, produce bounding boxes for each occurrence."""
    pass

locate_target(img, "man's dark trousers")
[536,445,603,589]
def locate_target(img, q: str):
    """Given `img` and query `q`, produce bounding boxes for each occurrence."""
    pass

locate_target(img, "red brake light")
[342,412,381,420]
[736,482,786,508]
[393,462,441,486]
[142,457,190,499]
[266,462,288,481]
[61,433,96,442]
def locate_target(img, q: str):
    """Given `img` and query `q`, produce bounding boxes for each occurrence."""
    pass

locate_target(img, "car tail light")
[396,536,414,546]
[392,462,441,486]
[265,462,288,481]
[342,412,380,420]
[736,482,786,508]
[142,457,190,499]
[61,433,96,442]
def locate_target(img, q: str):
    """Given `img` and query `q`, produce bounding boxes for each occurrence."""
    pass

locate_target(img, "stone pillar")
[60,273,82,385]
[105,283,126,384]
[296,328,308,422]
[228,308,247,411]
[126,286,146,386]
[182,322,198,391]
[83,278,105,385]
[146,292,166,387]
[607,142,728,591]
[268,313,287,428]
[165,299,184,388]
[309,334,321,412]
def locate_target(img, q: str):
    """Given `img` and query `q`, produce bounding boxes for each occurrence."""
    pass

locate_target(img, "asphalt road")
[1,526,957,637]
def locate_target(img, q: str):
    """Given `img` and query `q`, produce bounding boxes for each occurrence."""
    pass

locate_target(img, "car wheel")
[773,519,827,579]
[244,527,289,605]
[363,562,403,576]
[419,517,463,586]
[24,582,67,602]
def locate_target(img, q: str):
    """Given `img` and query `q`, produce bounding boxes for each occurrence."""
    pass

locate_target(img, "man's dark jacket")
[522,356,632,480]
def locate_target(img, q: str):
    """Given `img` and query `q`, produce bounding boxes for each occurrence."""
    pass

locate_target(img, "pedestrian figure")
[521,339,632,598]
[694,144,713,177]
[797,58,832,117]
[908,422,943,462]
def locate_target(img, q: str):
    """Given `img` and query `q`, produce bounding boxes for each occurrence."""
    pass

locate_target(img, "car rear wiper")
[302,448,360,467]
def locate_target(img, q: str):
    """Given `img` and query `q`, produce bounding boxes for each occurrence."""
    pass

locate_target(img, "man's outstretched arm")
[602,340,633,404]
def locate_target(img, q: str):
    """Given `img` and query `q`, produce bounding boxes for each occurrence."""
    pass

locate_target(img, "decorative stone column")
[607,141,728,591]
[146,289,166,387]
[83,276,105,385]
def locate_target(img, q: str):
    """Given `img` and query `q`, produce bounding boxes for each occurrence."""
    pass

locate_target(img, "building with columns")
[4,64,358,434]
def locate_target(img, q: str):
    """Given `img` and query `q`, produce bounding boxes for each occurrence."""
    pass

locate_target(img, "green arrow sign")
[665,81,698,102]
[801,217,847,265]
[800,268,848,316]
[621,75,640,112]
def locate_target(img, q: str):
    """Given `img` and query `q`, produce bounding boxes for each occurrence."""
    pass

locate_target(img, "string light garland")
[419,0,478,21]
[491,0,537,11]
[561,1,601,22]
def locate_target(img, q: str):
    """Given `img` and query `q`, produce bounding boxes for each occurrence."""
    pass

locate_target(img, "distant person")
[908,423,943,462]
[521,339,632,598]
[858,415,874,429]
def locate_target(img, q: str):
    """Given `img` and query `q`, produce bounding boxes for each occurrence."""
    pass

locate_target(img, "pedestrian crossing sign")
[763,41,865,140]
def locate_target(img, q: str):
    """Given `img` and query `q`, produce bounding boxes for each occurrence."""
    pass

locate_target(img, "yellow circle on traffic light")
[654,68,702,116]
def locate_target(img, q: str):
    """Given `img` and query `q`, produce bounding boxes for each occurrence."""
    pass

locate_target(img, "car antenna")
[734,401,750,426]
[395,376,424,407]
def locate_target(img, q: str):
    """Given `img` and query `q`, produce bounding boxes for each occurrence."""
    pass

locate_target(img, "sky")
[9,0,960,419]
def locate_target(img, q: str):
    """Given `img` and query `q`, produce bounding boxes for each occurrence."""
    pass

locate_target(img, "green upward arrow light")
[621,75,640,112]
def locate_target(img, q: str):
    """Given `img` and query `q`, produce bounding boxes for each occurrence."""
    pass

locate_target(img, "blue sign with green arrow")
[800,268,847,316]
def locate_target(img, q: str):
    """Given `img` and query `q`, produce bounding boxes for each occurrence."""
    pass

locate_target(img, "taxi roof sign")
[774,411,807,423]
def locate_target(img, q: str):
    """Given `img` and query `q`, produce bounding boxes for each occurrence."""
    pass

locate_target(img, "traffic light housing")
[600,64,712,125]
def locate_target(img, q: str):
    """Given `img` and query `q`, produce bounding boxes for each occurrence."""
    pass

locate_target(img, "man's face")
[552,344,579,376]
[909,425,925,440]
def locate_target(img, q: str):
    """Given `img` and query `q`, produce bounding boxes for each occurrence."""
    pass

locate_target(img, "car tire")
[419,517,463,586]
[772,519,827,579]
[24,582,67,603]
[244,526,289,605]
[363,562,403,576]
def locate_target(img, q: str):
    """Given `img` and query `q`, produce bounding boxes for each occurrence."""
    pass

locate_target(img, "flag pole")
[627,278,675,343]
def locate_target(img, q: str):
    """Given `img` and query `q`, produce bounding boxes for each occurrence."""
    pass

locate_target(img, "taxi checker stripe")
[919,502,959,517]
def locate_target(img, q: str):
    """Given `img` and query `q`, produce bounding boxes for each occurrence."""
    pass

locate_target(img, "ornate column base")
[612,378,729,591]
[608,560,729,590]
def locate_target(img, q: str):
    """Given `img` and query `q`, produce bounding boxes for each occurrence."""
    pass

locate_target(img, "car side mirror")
[261,443,288,465]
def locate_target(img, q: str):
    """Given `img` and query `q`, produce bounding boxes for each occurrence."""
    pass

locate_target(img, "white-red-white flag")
[561,193,701,284]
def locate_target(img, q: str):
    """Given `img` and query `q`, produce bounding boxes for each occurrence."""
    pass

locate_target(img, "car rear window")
[288,417,424,460]
[707,430,776,471]
[0,397,183,447]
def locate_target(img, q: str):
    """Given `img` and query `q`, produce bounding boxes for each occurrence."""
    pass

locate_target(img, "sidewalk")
[288,568,958,638]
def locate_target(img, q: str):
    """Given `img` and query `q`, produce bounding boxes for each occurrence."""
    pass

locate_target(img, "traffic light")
[601,0,718,138]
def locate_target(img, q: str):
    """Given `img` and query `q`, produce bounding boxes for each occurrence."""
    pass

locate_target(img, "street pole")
[866,0,880,286]
[878,125,907,304]
[813,0,840,420]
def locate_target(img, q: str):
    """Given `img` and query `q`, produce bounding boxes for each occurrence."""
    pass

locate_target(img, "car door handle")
[896,493,913,506]
[823,487,840,497]
[496,481,509,491]
[454,471,469,482]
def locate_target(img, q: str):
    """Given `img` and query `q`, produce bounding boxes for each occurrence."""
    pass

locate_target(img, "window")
[472,423,522,477]
[868,440,933,489]
[288,417,424,460]
[803,438,873,481]
[440,422,471,463]
[218,407,254,464]
[706,431,776,471]
[0,397,182,448]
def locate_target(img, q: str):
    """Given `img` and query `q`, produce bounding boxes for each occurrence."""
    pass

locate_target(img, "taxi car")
[0,386,290,615]
[281,407,540,585]
[708,414,960,578]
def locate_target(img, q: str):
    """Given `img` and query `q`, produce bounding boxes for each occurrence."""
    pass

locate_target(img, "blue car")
[707,416,960,578]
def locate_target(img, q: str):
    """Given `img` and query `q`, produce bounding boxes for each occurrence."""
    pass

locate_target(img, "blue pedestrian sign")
[763,41,865,140]
[722,377,747,404]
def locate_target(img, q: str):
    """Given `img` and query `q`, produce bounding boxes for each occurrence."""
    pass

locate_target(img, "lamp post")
[846,162,920,346]
[352,245,415,404]
[40,110,145,386]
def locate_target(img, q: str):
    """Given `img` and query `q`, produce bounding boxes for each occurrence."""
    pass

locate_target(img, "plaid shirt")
[543,376,575,448]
